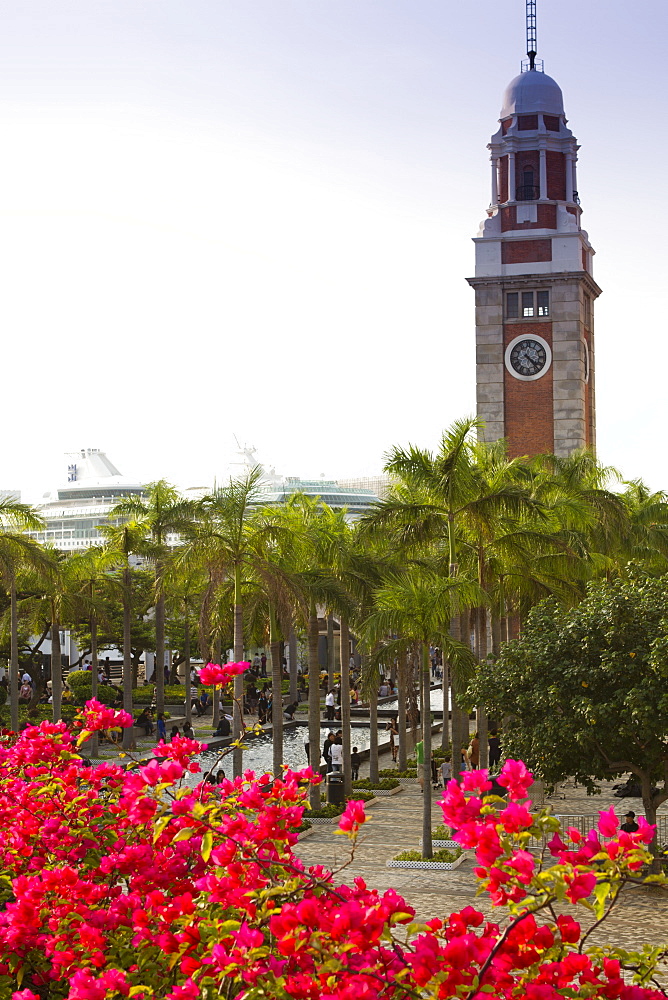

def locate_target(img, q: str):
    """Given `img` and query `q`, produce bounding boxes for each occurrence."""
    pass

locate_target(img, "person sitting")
[136,708,155,736]
[182,722,194,739]
[197,689,210,716]
[213,716,231,738]
[169,725,180,741]
[283,701,298,721]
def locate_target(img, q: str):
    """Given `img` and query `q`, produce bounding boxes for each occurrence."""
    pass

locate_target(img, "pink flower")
[597,806,619,838]
[497,759,533,799]
[78,699,133,734]
[338,799,367,834]
[564,870,596,903]
[460,769,492,795]
[198,661,250,687]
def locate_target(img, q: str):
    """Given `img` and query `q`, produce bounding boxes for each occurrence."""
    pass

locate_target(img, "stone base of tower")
[468,271,600,458]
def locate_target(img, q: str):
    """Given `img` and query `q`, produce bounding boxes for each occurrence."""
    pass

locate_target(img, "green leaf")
[201,829,213,862]
[173,826,196,842]
[592,879,609,919]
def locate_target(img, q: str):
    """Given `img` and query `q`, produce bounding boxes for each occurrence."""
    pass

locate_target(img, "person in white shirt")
[325,689,335,721]
[330,738,343,771]
[440,759,452,786]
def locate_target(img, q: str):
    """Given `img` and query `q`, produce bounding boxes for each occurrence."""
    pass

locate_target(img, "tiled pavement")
[293,758,668,970]
[91,720,668,969]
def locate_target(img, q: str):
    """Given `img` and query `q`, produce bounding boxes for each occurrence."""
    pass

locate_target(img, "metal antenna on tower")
[526,0,537,69]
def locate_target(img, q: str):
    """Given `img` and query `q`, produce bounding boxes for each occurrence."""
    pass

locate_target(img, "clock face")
[505,334,552,381]
[509,339,547,376]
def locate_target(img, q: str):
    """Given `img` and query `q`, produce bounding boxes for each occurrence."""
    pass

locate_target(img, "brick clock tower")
[468,12,601,458]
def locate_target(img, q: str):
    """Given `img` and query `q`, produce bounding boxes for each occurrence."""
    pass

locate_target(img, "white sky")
[1,1,666,500]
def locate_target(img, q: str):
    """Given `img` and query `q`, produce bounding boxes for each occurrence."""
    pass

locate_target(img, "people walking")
[488,730,501,768]
[386,716,399,763]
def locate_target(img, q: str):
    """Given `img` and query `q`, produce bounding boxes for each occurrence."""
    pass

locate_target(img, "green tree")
[0,500,47,730]
[182,469,270,776]
[109,481,195,714]
[470,574,668,851]
[362,569,478,857]
[99,522,154,749]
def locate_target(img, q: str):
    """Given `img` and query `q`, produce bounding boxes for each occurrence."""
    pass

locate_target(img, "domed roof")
[500,70,564,119]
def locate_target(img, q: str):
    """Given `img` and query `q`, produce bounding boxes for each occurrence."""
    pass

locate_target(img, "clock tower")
[467,9,600,458]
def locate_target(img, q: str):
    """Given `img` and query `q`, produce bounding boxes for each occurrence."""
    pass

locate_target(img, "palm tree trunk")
[477,606,489,769]
[155,587,165,714]
[122,566,135,750]
[183,605,192,727]
[368,656,379,784]
[51,611,62,722]
[307,606,321,809]
[450,613,463,779]
[89,607,99,757]
[288,628,298,705]
[340,619,352,797]
[270,606,283,778]
[9,578,19,733]
[441,661,450,750]
[232,568,244,778]
[491,614,502,658]
[326,615,335,689]
[397,646,408,771]
[422,643,433,859]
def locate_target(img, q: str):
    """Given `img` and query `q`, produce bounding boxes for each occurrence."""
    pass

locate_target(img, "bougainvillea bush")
[0,679,665,998]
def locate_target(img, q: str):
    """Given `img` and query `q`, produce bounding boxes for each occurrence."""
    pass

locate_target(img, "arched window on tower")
[517,167,538,202]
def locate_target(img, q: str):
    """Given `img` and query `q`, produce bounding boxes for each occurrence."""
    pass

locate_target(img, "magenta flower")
[460,769,492,795]
[198,661,250,687]
[597,806,620,838]
[338,799,367,834]
[79,699,133,734]
[497,759,533,799]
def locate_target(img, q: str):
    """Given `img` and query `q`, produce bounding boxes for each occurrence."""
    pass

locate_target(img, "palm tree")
[99,521,153,749]
[0,500,46,731]
[180,468,270,777]
[109,481,195,714]
[68,546,117,755]
[361,569,479,858]
[361,418,539,771]
[164,565,206,728]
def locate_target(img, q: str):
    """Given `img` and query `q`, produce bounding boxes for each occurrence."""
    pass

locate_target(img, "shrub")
[69,681,119,707]
[66,669,93,692]
[308,803,344,818]
[394,847,462,863]
[0,699,660,1000]
[433,824,453,840]
[351,777,400,791]
[378,767,399,777]
[0,686,6,707]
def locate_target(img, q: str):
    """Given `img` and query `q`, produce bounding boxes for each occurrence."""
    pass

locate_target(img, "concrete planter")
[354,785,402,797]
[297,827,316,841]
[421,838,460,850]
[387,852,466,872]
[308,798,379,824]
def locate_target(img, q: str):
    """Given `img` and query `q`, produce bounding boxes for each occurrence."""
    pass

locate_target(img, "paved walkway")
[88,720,668,967]
[293,763,668,969]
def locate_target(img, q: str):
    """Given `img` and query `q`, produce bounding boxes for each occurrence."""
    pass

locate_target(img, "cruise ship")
[31,449,145,551]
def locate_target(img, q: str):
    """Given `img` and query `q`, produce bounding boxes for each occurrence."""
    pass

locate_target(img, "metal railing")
[555,814,668,843]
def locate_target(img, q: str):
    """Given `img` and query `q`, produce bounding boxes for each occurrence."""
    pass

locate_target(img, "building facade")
[468,65,601,458]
